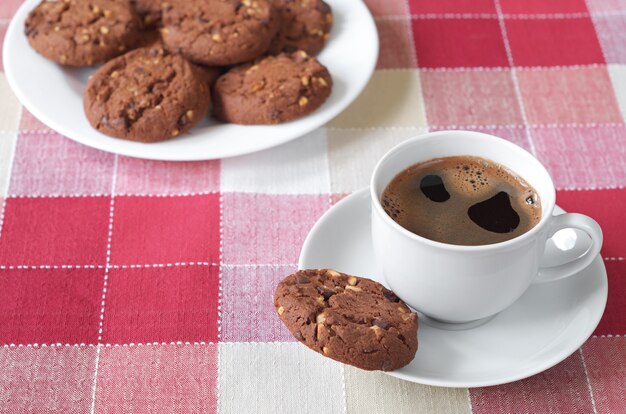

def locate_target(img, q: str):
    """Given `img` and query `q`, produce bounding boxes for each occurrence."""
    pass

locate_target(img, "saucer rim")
[299,188,608,388]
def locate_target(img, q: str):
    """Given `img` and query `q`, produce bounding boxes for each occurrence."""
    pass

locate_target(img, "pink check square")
[221,264,296,342]
[95,344,218,413]
[19,108,51,132]
[421,70,523,126]
[532,126,626,190]
[0,346,96,412]
[115,157,220,195]
[594,15,626,64]
[470,352,594,413]
[518,67,622,124]
[9,131,115,197]
[221,193,329,264]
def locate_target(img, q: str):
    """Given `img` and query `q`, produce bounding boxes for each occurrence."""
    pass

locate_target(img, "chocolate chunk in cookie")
[161,0,279,66]
[275,269,418,371]
[131,0,163,27]
[84,44,210,142]
[269,0,332,55]
[25,0,142,67]
[212,51,332,124]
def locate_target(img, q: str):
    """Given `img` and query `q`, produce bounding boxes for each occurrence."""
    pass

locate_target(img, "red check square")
[505,18,604,66]
[408,0,495,13]
[594,260,626,336]
[0,196,110,265]
[0,268,102,344]
[101,266,219,343]
[500,0,588,14]
[557,188,626,258]
[582,337,626,411]
[412,19,508,68]
[110,194,220,265]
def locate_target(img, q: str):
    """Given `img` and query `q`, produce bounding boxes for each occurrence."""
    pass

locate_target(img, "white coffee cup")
[370,131,603,327]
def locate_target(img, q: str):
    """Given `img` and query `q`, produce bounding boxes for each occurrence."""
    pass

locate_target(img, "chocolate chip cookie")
[269,0,332,55]
[25,0,142,66]
[84,44,210,142]
[275,269,418,371]
[212,51,332,124]
[161,0,279,66]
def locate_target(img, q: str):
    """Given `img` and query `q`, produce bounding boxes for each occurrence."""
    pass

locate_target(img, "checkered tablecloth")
[1,0,625,412]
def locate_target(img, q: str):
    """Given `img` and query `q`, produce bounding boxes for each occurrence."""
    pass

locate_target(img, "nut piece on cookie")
[161,0,280,66]
[25,0,142,67]
[83,44,210,142]
[274,269,418,371]
[269,0,333,56]
[131,0,163,28]
[212,51,333,125]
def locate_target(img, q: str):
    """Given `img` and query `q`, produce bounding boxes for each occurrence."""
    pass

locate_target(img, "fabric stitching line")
[579,348,599,414]
[0,263,302,270]
[493,0,538,157]
[90,154,118,414]
[1,335,622,348]
[374,10,626,20]
[216,190,224,412]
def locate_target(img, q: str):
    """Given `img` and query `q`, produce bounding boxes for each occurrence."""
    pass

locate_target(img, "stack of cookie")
[25,0,334,143]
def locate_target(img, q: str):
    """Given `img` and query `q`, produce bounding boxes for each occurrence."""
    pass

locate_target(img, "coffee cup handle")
[534,213,603,284]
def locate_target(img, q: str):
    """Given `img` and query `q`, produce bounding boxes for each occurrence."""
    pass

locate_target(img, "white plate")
[3,0,378,160]
[299,188,608,387]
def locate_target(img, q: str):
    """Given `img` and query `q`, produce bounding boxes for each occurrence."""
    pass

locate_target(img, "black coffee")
[381,156,541,246]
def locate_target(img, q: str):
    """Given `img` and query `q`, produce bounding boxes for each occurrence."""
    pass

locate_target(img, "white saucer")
[2,0,377,160]
[299,188,608,387]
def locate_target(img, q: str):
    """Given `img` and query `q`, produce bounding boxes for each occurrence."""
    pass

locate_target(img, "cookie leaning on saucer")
[25,0,142,67]
[212,51,332,125]
[275,269,418,371]
[83,44,210,142]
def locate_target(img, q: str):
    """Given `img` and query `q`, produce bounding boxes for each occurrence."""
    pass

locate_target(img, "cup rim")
[370,130,557,252]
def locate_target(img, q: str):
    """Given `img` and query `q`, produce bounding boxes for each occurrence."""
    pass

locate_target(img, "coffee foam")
[381,156,542,246]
